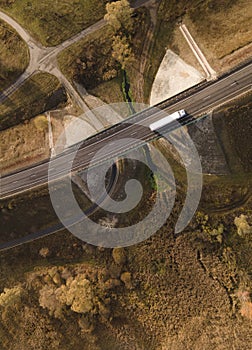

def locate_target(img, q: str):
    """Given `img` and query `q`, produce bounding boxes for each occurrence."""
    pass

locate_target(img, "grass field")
[0,19,29,91]
[188,0,251,58]
[0,72,67,131]
[0,0,108,46]
[186,0,252,68]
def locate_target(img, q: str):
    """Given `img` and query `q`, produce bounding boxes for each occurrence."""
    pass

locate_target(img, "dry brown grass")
[0,0,108,46]
[0,19,29,91]
[185,0,252,70]
[0,115,49,174]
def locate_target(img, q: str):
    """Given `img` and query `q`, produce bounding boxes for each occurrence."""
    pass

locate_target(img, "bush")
[33,115,48,132]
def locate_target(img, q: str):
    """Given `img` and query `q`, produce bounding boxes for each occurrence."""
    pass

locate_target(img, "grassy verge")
[143,0,187,101]
[0,0,108,46]
[212,92,252,173]
[0,72,67,131]
[0,19,29,91]
[187,0,252,61]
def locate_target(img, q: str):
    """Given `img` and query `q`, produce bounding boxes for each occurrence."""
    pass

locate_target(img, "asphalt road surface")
[1,62,252,199]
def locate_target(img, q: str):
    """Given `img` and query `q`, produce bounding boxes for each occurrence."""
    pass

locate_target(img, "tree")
[33,115,48,132]
[104,0,135,70]
[39,284,63,318]
[56,275,94,314]
[39,275,94,316]
[112,35,134,69]
[0,286,23,308]
[104,0,133,33]
[234,214,252,237]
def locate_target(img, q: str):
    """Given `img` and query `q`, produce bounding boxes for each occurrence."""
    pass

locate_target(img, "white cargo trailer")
[149,109,187,131]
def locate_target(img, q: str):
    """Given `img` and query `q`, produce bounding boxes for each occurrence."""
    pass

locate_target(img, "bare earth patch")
[150,49,203,106]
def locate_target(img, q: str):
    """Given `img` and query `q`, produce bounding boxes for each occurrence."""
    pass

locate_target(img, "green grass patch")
[0,0,108,46]
[0,19,29,91]
[90,76,124,104]
[0,72,67,130]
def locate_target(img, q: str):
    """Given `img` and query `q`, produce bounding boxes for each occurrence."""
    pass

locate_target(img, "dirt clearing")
[150,49,203,105]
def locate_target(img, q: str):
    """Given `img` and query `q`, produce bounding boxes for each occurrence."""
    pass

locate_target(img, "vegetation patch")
[57,7,150,104]
[0,189,251,349]
[0,19,29,91]
[0,72,67,131]
[0,0,109,46]
[58,25,120,91]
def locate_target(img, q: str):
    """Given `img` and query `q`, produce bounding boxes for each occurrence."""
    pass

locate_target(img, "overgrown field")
[58,25,120,92]
[0,19,29,91]
[0,72,67,131]
[0,166,251,349]
[0,0,109,46]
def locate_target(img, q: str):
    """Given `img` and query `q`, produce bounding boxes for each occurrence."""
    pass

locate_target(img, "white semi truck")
[149,109,187,131]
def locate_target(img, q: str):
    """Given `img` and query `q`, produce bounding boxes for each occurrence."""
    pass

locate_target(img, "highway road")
[1,61,252,199]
